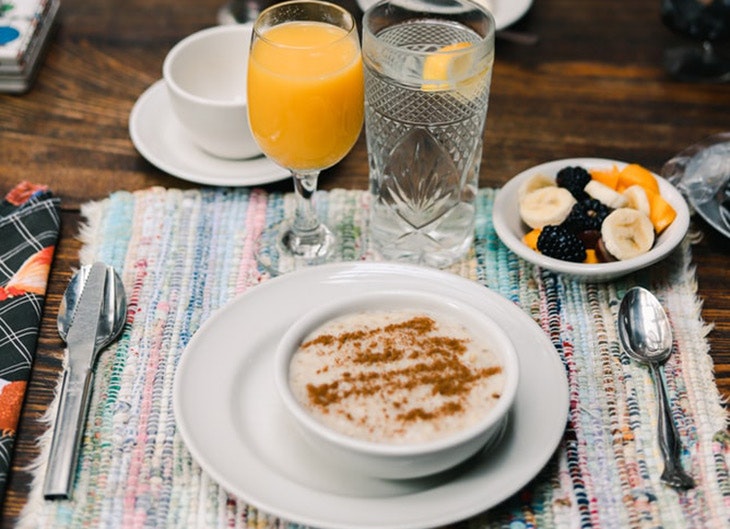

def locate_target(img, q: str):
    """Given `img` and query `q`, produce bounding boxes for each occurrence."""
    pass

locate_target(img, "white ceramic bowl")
[274,289,519,479]
[163,24,260,160]
[492,158,690,282]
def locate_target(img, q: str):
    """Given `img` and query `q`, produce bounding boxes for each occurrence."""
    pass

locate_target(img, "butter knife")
[44,262,111,499]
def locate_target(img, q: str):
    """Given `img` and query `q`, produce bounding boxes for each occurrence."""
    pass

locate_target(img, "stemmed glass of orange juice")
[247,0,364,274]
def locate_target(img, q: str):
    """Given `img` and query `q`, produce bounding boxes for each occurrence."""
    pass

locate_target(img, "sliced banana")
[519,187,577,229]
[518,173,556,204]
[622,185,651,216]
[600,208,655,260]
[585,180,628,209]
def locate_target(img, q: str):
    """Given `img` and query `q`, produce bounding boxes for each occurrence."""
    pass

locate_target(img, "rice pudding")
[288,309,505,444]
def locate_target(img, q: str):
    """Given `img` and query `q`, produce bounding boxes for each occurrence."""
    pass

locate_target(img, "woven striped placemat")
[19,187,729,528]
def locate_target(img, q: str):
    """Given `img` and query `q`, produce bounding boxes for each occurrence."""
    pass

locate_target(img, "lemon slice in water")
[422,41,473,91]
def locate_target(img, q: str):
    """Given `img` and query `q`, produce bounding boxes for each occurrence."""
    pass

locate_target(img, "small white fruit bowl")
[492,158,690,282]
[274,289,519,480]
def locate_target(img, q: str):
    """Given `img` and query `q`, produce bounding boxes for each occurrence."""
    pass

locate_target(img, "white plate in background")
[356,0,534,30]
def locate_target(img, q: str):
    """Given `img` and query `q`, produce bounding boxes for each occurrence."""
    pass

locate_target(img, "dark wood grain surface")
[1,0,728,525]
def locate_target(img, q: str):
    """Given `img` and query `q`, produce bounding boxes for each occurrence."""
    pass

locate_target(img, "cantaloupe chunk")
[523,228,541,250]
[646,188,676,234]
[584,249,599,264]
[422,41,473,91]
[590,165,621,189]
[616,164,660,194]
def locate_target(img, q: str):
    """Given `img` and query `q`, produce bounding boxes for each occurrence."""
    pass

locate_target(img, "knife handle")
[43,361,94,499]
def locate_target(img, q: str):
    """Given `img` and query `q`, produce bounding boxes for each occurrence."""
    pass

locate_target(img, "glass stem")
[292,170,322,234]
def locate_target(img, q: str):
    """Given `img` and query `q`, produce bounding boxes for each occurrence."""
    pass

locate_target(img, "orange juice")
[248,21,364,171]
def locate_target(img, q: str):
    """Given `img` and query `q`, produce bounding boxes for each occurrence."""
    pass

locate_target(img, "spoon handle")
[651,363,695,489]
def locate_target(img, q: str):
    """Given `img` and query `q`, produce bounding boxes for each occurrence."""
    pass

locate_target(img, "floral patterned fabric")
[0,182,59,498]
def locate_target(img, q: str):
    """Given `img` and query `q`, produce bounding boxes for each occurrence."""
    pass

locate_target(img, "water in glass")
[364,16,494,267]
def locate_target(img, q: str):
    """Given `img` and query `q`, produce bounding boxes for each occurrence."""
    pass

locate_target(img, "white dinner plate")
[173,262,569,529]
[128,80,290,187]
[355,0,534,30]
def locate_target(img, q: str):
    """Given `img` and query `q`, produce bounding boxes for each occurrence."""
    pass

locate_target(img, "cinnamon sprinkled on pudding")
[288,310,505,444]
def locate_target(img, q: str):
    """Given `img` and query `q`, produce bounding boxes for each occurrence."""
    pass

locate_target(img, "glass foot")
[255,221,337,276]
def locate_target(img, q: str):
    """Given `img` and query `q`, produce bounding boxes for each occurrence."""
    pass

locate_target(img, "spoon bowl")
[57,264,126,350]
[618,287,674,365]
[618,286,694,489]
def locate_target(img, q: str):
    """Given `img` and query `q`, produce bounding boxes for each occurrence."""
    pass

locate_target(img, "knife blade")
[43,262,108,499]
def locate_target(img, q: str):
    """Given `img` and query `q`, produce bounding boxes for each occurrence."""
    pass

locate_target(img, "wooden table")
[1,0,728,525]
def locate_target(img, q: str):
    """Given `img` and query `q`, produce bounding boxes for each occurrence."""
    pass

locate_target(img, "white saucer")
[173,262,569,529]
[356,0,534,30]
[129,80,291,187]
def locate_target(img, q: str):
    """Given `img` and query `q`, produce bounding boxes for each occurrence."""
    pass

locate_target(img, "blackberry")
[561,199,612,233]
[537,225,586,262]
[556,166,592,201]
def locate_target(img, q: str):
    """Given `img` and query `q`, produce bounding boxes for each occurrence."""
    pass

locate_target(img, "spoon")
[44,263,127,499]
[618,286,695,489]
[56,265,126,348]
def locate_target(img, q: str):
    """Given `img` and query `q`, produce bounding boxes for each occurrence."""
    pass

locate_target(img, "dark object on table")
[217,0,278,24]
[661,0,730,82]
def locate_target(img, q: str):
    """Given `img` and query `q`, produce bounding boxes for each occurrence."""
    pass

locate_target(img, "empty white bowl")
[274,289,519,479]
[163,24,260,160]
[492,158,690,282]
